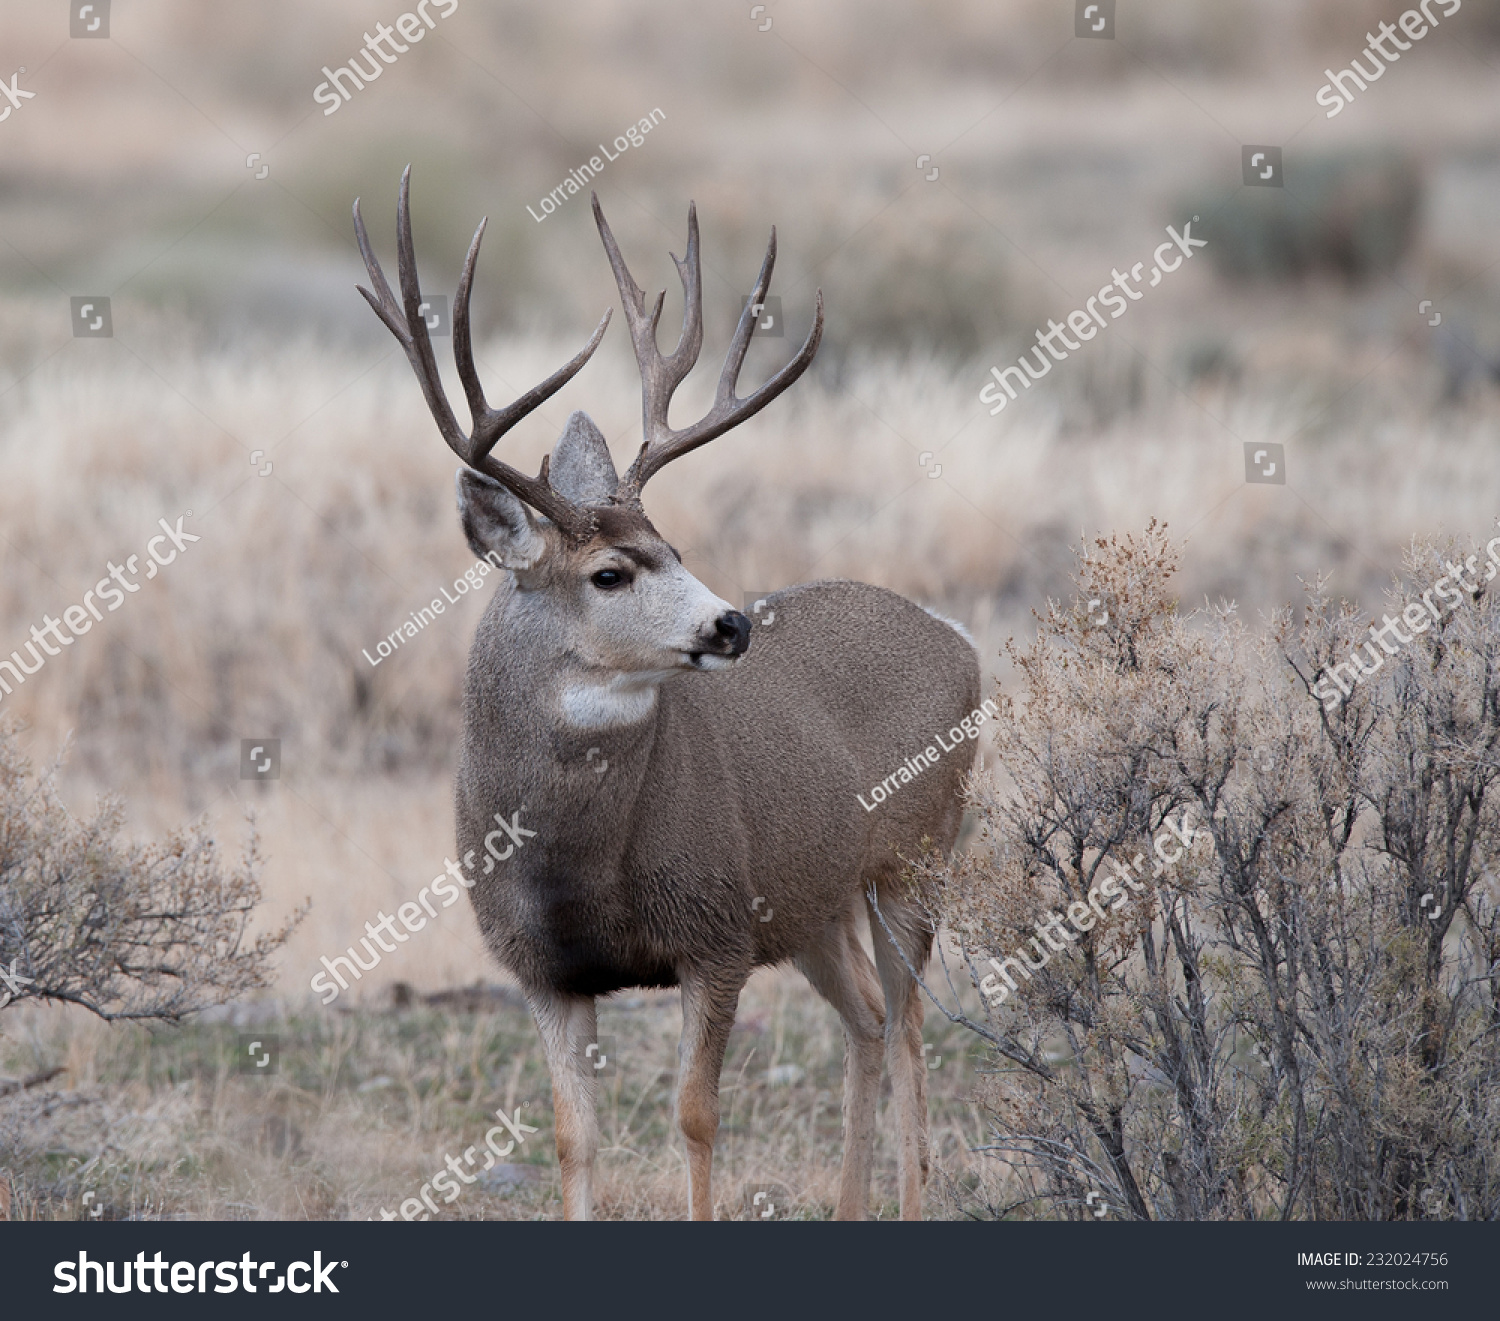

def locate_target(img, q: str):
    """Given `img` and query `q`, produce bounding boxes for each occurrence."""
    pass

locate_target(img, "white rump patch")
[923,606,976,650]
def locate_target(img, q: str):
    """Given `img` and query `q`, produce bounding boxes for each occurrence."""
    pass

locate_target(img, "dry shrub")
[916,524,1500,1220]
[0,716,302,1023]
[1195,151,1422,284]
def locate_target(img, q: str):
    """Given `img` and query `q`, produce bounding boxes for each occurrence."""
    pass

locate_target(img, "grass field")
[1,970,994,1222]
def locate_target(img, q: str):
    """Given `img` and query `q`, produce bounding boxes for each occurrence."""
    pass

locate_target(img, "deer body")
[459,578,978,998]
[355,171,979,1219]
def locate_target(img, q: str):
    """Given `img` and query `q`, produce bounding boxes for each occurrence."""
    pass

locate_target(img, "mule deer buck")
[354,168,980,1220]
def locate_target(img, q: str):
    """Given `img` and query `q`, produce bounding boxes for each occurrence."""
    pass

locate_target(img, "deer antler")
[591,195,823,503]
[354,166,611,540]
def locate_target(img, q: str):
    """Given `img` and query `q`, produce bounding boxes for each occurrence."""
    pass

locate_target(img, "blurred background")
[1,0,1500,1217]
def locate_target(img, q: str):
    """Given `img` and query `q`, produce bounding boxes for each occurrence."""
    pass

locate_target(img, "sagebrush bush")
[1195,150,1421,283]
[0,718,301,1024]
[917,524,1500,1220]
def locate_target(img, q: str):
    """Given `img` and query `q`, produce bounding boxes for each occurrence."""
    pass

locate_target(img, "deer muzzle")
[689,610,751,668]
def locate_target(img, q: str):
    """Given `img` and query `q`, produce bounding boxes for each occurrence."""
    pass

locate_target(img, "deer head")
[353,169,822,711]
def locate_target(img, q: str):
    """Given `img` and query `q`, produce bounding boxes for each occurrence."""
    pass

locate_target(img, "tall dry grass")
[3,292,1499,783]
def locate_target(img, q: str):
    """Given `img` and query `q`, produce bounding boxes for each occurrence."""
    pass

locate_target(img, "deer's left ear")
[548,411,618,503]
[456,469,546,569]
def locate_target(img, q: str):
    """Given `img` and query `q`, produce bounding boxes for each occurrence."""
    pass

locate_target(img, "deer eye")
[591,568,629,590]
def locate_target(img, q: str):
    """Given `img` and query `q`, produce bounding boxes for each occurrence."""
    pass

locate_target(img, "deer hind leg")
[675,969,745,1221]
[795,907,886,1219]
[866,884,934,1221]
[525,988,599,1221]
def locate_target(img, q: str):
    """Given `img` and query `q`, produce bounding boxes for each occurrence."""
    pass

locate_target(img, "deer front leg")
[526,988,599,1221]
[676,970,745,1221]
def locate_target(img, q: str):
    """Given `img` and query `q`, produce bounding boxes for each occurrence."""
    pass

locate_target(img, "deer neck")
[464,605,666,866]
[557,668,674,730]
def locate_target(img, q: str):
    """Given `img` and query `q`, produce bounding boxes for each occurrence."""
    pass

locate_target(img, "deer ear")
[456,469,546,568]
[548,411,618,503]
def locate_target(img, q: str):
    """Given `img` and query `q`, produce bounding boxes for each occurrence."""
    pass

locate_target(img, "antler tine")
[354,167,611,540]
[356,188,461,456]
[591,195,705,455]
[353,196,403,337]
[452,216,613,465]
[601,214,824,499]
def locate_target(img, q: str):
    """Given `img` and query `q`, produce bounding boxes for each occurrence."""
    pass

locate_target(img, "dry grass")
[6,299,1500,790]
[0,968,995,1221]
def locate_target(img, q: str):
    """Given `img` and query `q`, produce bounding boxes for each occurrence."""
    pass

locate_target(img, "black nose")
[715,610,752,656]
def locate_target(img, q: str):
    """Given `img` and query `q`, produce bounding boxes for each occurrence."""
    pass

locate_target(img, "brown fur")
[458,572,978,1219]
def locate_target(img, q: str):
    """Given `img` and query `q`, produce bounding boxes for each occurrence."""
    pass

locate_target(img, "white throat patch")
[559,671,671,729]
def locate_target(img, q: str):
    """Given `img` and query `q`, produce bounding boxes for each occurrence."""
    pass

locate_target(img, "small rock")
[479,1163,543,1192]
